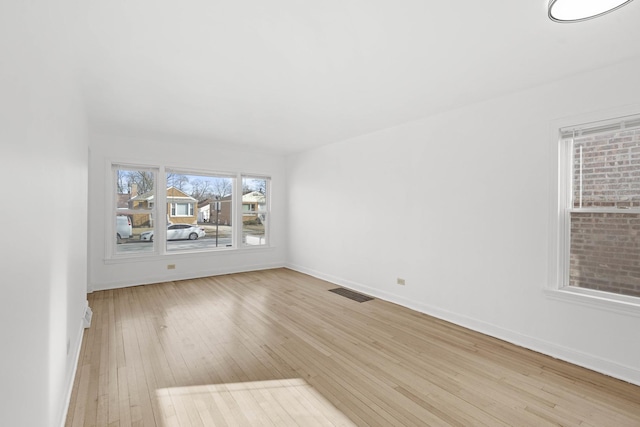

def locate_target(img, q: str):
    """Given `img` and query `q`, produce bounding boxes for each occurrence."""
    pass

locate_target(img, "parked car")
[140,224,205,242]
[116,215,132,243]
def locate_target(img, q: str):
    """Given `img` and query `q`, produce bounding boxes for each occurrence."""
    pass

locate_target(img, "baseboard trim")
[286,263,640,387]
[90,262,285,292]
[57,301,87,427]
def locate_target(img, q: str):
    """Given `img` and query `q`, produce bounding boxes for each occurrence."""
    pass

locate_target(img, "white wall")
[0,2,88,426]
[88,134,288,290]
[286,57,640,385]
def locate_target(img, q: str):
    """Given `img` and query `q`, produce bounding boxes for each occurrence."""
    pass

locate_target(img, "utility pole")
[214,197,220,247]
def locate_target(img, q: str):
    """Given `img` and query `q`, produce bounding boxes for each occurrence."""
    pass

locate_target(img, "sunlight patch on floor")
[155,378,356,426]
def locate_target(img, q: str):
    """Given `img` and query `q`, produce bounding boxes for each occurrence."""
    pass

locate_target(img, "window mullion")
[157,166,166,254]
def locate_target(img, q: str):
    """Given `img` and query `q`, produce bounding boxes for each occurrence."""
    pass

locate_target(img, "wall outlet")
[167,264,176,270]
[397,278,405,286]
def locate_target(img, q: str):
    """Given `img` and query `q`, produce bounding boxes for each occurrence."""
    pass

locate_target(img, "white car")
[140,224,205,242]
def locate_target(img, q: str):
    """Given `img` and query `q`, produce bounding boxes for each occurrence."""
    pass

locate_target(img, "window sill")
[104,245,275,264]
[544,287,640,317]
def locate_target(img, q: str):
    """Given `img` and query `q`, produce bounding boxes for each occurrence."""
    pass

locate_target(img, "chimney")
[130,183,138,197]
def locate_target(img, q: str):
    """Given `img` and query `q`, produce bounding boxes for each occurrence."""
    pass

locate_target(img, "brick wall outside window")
[572,130,640,208]
[569,129,640,297]
[570,212,640,297]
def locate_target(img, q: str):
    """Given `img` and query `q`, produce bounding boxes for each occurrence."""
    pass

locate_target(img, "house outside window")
[166,187,197,223]
[558,114,640,299]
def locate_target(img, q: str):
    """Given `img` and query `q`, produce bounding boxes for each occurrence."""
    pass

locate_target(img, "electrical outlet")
[397,278,405,286]
[167,264,176,270]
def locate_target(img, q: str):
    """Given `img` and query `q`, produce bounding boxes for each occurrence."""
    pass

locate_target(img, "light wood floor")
[66,268,640,426]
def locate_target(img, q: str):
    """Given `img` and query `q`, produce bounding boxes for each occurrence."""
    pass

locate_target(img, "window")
[113,165,157,255]
[111,165,269,257]
[166,170,235,252]
[170,202,194,217]
[558,114,640,299]
[242,176,269,246]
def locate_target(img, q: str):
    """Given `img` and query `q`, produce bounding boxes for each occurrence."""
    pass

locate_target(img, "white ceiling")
[78,0,640,154]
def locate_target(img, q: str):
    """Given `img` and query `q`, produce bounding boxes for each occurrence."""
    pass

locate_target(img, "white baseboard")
[57,301,87,427]
[286,263,640,387]
[91,262,285,292]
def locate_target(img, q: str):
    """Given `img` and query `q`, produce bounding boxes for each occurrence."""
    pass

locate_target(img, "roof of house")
[116,193,130,209]
[242,191,265,203]
[129,191,154,202]
[129,187,197,202]
[167,186,196,201]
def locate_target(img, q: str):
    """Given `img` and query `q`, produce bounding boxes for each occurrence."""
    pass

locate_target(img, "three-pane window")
[112,165,270,256]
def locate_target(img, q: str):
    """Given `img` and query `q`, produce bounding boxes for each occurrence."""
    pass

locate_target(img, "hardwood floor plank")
[66,269,640,426]
[107,295,120,426]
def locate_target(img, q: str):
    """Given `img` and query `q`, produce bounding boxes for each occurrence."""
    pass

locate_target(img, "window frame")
[240,176,271,247]
[110,163,160,259]
[165,168,237,252]
[170,202,194,217]
[107,162,273,260]
[549,110,640,314]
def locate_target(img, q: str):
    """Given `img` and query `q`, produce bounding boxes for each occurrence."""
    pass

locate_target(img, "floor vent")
[328,288,374,303]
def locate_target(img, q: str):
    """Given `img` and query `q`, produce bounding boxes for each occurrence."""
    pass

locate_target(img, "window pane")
[166,171,234,251]
[242,177,268,246]
[173,203,190,216]
[115,167,155,255]
[115,212,155,254]
[116,169,155,210]
[573,130,640,208]
[570,212,640,297]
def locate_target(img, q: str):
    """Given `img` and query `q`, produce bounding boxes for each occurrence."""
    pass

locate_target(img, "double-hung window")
[113,165,157,255]
[558,114,640,299]
[242,176,270,246]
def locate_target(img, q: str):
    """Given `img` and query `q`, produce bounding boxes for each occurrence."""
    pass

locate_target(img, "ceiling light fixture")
[548,0,635,22]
